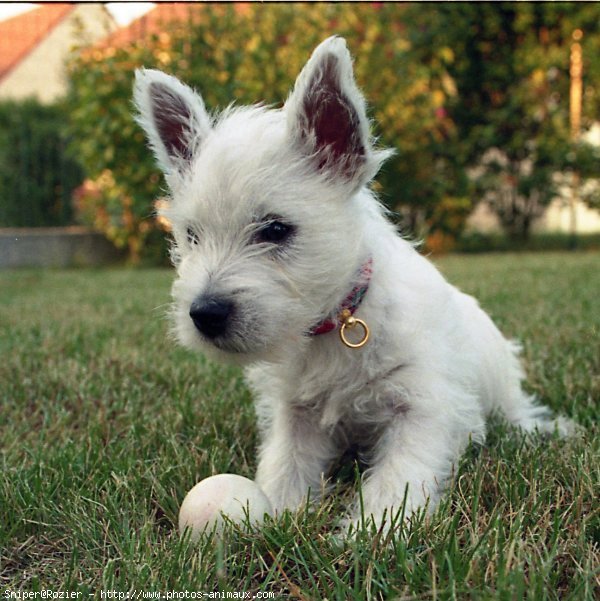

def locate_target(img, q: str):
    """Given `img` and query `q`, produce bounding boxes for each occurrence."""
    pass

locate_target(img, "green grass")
[1,253,598,599]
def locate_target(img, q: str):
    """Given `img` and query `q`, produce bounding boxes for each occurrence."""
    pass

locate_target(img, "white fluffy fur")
[134,37,574,533]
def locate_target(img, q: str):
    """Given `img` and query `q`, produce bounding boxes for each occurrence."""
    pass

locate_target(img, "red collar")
[308,258,373,336]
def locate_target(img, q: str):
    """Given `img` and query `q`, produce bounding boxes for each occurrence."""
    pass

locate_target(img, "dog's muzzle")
[189,296,235,339]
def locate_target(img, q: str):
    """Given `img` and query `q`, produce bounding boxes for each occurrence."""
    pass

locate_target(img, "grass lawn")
[0,252,598,599]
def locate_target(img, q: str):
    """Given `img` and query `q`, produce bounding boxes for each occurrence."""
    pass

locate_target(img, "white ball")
[178,474,273,540]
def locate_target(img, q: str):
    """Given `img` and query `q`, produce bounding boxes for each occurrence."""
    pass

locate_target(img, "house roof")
[99,3,202,48]
[98,2,249,49]
[0,3,75,81]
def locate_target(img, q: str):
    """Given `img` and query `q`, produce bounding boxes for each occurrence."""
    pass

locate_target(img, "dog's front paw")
[331,510,410,547]
[257,477,320,517]
[337,484,433,542]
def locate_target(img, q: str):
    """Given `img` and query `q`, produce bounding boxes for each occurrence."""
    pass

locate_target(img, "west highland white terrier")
[134,36,573,532]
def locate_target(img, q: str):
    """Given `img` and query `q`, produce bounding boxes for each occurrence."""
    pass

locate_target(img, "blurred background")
[1,1,599,266]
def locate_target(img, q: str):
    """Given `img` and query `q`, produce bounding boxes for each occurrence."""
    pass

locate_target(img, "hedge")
[0,99,84,228]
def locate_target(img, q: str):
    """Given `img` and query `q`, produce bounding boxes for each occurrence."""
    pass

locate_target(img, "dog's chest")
[248,339,408,443]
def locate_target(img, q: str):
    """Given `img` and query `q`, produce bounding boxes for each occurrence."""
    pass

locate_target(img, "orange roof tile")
[99,3,202,48]
[98,2,250,49]
[0,3,75,81]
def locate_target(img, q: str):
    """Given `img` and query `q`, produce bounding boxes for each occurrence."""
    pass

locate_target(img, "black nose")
[189,296,235,339]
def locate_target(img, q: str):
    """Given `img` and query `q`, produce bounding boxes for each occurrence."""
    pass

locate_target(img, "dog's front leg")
[255,404,337,514]
[351,411,459,533]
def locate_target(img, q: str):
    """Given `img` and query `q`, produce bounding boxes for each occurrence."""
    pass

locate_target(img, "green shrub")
[457,231,600,253]
[0,99,84,227]
[66,3,461,262]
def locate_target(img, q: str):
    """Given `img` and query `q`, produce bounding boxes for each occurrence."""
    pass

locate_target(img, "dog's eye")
[256,218,295,245]
[186,227,200,245]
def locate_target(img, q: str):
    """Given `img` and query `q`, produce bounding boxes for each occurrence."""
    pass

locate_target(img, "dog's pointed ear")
[285,37,386,186]
[133,68,211,175]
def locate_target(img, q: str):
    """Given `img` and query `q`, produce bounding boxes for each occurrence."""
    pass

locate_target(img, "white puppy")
[134,36,573,531]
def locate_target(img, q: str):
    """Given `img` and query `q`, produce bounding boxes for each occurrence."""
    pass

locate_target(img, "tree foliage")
[66,2,600,258]
[404,2,600,239]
